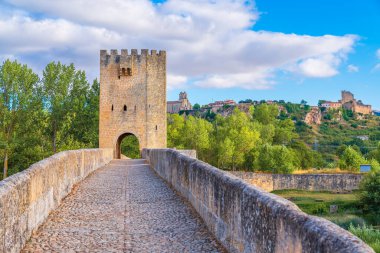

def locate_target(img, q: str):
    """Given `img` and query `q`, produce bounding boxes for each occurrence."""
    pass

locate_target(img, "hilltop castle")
[321,90,372,115]
[340,90,372,114]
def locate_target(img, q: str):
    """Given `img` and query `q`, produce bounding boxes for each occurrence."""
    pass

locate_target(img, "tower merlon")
[100,49,166,57]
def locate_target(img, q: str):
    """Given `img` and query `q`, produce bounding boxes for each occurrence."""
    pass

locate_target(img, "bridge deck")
[22,159,225,252]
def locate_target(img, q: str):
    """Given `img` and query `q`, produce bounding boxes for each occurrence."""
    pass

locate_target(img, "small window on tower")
[111,105,114,111]
[155,125,158,130]
[122,68,126,76]
[134,105,136,111]
[124,105,127,111]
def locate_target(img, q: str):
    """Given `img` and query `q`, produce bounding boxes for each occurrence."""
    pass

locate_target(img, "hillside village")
[167,90,378,125]
[168,90,380,168]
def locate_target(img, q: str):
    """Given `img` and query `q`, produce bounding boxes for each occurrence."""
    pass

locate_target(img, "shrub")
[310,203,328,215]
[339,146,365,172]
[348,224,380,253]
[359,170,380,214]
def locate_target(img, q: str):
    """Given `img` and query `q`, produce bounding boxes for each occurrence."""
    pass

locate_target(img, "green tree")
[182,116,213,161]
[359,170,380,214]
[193,103,200,110]
[217,108,259,170]
[290,141,315,169]
[167,114,185,148]
[42,62,90,153]
[70,79,100,147]
[259,123,275,144]
[273,119,297,145]
[0,60,39,178]
[339,146,365,172]
[254,144,297,173]
[366,142,380,163]
[253,103,278,124]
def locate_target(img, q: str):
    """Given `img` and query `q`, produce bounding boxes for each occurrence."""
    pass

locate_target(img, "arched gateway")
[99,49,167,158]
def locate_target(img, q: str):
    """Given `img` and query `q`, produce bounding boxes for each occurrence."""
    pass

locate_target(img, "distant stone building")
[167,91,192,113]
[208,100,237,113]
[339,90,372,115]
[320,101,342,109]
[320,90,372,115]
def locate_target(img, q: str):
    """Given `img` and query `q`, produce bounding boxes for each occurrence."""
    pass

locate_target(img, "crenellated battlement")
[100,48,166,56]
[100,49,165,66]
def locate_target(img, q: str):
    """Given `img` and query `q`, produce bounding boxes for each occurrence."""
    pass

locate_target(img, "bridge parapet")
[0,149,113,253]
[142,148,374,253]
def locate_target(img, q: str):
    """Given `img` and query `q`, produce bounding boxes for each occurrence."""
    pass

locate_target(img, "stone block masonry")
[99,49,167,158]
[0,149,113,253]
[230,172,364,192]
[142,148,374,253]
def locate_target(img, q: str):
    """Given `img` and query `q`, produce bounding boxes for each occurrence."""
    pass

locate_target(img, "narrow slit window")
[111,105,114,111]
[155,125,158,130]
[134,105,136,111]
[124,105,127,111]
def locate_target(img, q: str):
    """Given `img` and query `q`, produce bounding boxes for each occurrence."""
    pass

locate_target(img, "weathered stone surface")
[99,49,167,158]
[230,171,364,192]
[22,159,225,252]
[177,149,197,158]
[142,148,374,253]
[0,149,113,253]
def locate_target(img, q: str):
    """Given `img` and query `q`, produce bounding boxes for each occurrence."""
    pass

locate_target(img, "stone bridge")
[0,149,374,253]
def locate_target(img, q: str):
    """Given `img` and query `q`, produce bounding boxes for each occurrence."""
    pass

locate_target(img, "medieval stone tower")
[99,49,167,158]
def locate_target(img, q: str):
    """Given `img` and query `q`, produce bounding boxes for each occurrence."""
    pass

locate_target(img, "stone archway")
[115,133,140,159]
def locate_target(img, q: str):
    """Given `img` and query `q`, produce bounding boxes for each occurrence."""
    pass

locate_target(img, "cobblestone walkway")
[22,159,225,253]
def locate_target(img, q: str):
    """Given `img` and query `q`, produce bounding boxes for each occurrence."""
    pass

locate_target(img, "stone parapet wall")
[176,149,197,158]
[142,148,373,253]
[0,149,113,253]
[230,172,364,192]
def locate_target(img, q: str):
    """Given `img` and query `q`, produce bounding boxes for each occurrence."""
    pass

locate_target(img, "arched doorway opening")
[116,133,141,159]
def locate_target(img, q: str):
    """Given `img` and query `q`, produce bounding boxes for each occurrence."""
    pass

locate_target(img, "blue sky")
[0,0,379,108]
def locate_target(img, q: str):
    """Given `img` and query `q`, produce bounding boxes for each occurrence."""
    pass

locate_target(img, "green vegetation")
[339,146,366,171]
[360,170,380,214]
[349,224,380,253]
[168,104,322,172]
[273,189,380,252]
[272,190,358,215]
[176,98,380,173]
[0,60,99,179]
[120,135,140,159]
[169,103,337,172]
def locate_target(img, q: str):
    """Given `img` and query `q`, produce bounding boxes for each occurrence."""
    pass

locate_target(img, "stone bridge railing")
[230,172,364,192]
[142,148,374,253]
[0,149,113,253]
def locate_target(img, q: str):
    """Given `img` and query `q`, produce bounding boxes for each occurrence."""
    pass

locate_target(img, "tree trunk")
[3,150,8,179]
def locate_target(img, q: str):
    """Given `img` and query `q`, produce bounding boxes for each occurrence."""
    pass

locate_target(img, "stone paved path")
[22,159,225,253]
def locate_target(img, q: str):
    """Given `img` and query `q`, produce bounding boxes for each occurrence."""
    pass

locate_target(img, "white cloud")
[373,63,380,72]
[167,74,188,90]
[376,49,380,59]
[0,0,358,89]
[347,64,359,73]
[195,71,274,89]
